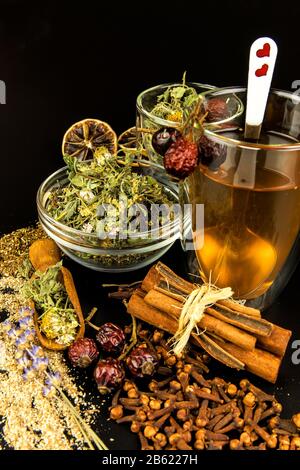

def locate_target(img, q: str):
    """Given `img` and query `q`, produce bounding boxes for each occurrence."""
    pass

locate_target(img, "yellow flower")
[167,111,183,122]
[79,207,92,217]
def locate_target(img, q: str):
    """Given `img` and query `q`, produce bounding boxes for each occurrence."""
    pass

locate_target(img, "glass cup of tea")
[183,87,300,310]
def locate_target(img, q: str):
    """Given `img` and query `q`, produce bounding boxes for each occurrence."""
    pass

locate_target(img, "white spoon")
[234,37,278,189]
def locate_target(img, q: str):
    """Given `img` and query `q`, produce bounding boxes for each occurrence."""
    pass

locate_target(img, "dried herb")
[21,262,78,345]
[46,147,176,249]
[18,256,34,279]
[151,73,201,123]
[70,249,149,269]
[0,224,46,277]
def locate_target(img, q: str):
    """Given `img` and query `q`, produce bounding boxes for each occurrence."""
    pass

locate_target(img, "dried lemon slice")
[118,126,137,151]
[62,118,117,160]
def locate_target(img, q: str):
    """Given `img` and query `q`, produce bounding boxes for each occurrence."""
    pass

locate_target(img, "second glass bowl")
[136,82,244,164]
[136,82,213,163]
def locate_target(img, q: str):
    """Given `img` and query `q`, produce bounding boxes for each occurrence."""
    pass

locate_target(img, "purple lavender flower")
[22,367,34,381]
[7,327,18,338]
[17,354,31,368]
[32,357,49,371]
[28,344,44,358]
[19,307,34,316]
[19,316,33,329]
[22,328,35,341]
[15,334,28,349]
[45,371,61,387]
[42,385,55,398]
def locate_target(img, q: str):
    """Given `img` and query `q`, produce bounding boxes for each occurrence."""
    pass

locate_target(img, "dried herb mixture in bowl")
[38,147,183,272]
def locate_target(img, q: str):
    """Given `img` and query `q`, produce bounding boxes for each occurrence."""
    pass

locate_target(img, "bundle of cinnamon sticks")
[127,262,292,383]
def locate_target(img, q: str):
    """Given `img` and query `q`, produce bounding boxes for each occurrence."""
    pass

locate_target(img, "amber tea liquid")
[190,130,300,299]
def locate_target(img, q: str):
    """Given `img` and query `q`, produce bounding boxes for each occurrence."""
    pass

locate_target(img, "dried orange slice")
[118,126,137,151]
[62,118,117,160]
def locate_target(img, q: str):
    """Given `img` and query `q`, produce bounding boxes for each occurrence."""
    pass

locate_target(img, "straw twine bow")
[170,284,233,356]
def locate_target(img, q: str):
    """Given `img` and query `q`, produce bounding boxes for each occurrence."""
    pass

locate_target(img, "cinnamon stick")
[141,265,161,292]
[144,289,256,351]
[257,324,292,358]
[200,314,256,351]
[191,333,245,370]
[215,340,281,384]
[206,306,272,337]
[127,292,177,334]
[142,262,268,324]
[216,299,261,318]
[141,262,193,295]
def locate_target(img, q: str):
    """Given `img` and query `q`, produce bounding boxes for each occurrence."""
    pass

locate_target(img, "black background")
[1,0,300,232]
[1,0,300,454]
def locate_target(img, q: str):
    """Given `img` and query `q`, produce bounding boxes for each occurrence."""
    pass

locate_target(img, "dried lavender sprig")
[8,306,108,450]
[47,376,108,450]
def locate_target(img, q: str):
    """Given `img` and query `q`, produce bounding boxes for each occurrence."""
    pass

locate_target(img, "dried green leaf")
[21,262,78,345]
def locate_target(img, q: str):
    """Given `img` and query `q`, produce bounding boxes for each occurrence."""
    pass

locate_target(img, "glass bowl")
[136,82,214,163]
[37,160,189,272]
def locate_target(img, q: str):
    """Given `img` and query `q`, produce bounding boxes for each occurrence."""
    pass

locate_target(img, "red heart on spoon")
[255,64,269,77]
[256,42,271,58]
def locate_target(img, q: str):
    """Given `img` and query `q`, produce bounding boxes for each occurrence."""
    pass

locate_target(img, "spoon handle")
[245,37,278,140]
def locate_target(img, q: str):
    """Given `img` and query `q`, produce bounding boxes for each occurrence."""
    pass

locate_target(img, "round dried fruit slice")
[118,127,137,151]
[62,118,117,161]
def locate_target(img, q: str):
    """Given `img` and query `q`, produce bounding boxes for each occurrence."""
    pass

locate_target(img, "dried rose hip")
[94,358,125,394]
[198,135,227,170]
[205,98,229,122]
[96,322,125,355]
[152,127,182,156]
[68,338,99,368]
[164,137,198,179]
[126,344,159,378]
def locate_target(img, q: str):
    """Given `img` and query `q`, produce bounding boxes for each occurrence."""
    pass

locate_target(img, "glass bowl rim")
[37,160,184,243]
[203,86,300,151]
[136,82,245,127]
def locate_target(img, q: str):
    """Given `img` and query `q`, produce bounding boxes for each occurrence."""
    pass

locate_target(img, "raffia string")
[170,283,233,355]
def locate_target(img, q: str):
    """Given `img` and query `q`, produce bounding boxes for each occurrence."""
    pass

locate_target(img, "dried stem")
[118,315,137,361]
[85,307,98,323]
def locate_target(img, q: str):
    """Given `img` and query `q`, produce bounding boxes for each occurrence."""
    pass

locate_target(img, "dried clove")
[109,324,300,452]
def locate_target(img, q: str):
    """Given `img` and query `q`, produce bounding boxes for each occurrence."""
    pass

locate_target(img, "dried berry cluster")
[68,322,127,394]
[109,329,300,451]
[68,322,160,394]
[151,98,229,179]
